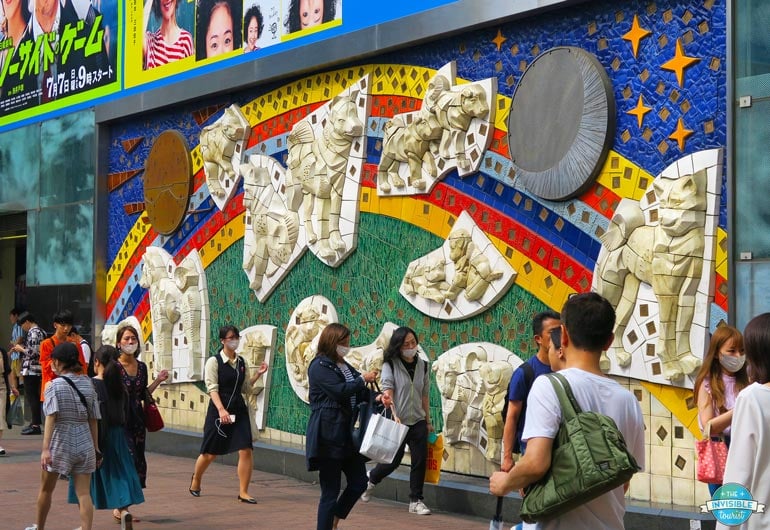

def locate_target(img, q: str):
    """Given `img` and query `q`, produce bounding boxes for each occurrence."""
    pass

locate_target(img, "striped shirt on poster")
[145,29,194,68]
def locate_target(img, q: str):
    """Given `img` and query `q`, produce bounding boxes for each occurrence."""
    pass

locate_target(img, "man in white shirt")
[489,292,645,530]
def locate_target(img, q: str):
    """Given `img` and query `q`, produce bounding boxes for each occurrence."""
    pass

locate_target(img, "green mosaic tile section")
[204,212,547,435]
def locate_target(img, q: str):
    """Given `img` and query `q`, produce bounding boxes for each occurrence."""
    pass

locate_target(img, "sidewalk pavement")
[0,428,490,530]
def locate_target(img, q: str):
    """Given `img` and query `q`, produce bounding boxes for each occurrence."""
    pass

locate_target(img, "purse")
[144,390,164,432]
[351,381,382,452]
[696,422,728,484]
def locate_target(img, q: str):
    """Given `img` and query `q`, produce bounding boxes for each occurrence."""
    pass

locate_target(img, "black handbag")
[351,381,383,453]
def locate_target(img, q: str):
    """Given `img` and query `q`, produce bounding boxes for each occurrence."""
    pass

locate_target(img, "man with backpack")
[501,310,561,473]
[490,293,645,529]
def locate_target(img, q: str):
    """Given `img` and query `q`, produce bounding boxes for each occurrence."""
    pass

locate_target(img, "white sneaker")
[0,446,6,456]
[360,478,375,502]
[409,500,432,515]
[25,525,38,530]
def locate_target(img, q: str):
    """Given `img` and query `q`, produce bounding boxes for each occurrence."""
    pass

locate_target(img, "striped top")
[145,29,193,69]
[338,362,357,411]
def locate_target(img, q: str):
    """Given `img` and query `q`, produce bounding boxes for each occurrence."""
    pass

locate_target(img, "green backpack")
[520,372,641,523]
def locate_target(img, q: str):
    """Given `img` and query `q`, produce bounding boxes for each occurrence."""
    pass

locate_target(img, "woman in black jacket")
[305,323,378,530]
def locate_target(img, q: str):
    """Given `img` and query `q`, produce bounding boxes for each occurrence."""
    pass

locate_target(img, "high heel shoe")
[189,474,201,497]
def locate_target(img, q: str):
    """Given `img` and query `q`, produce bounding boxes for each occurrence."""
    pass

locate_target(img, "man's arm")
[490,436,552,495]
[501,400,523,472]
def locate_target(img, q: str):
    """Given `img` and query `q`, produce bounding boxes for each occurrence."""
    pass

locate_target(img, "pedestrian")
[489,293,645,529]
[68,345,144,529]
[190,325,268,503]
[306,323,378,530]
[501,311,561,476]
[693,324,748,496]
[27,342,101,530]
[39,310,88,402]
[360,326,433,516]
[115,324,168,516]
[546,326,566,372]
[11,312,45,435]
[717,313,770,530]
[1,345,21,455]
[9,306,25,377]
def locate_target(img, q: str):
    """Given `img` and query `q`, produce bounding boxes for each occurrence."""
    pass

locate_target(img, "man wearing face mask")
[38,310,87,403]
[360,326,433,515]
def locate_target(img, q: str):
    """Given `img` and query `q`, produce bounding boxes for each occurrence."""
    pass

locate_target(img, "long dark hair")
[744,313,770,384]
[383,326,418,364]
[316,323,350,362]
[693,325,748,412]
[95,345,128,426]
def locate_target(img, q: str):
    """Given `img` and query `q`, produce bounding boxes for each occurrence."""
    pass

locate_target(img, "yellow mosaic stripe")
[199,213,246,268]
[715,227,728,280]
[106,215,152,298]
[360,188,574,312]
[595,151,656,201]
[641,382,700,439]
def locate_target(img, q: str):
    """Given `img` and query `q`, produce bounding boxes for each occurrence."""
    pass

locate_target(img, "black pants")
[369,419,428,501]
[23,374,42,426]
[317,454,368,530]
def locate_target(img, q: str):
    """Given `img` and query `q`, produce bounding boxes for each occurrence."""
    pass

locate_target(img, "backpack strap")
[547,372,583,422]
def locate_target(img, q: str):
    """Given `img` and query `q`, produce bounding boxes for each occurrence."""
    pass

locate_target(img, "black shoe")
[22,425,41,435]
[189,474,201,497]
[237,496,257,504]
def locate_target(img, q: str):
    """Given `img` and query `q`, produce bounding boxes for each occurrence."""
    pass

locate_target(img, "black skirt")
[200,400,251,455]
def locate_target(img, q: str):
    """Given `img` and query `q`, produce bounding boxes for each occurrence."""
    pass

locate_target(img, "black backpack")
[501,361,535,454]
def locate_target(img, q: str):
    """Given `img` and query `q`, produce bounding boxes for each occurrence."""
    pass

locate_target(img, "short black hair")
[10,306,25,316]
[532,310,561,336]
[53,309,74,325]
[244,4,263,41]
[51,342,82,372]
[18,312,36,325]
[195,0,242,60]
[219,325,240,340]
[561,292,615,352]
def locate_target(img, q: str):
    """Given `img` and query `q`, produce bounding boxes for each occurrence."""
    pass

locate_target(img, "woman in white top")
[717,313,770,530]
[693,324,749,496]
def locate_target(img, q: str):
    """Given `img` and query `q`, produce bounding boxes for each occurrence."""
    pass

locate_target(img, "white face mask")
[225,339,239,351]
[336,345,351,356]
[121,343,138,355]
[719,354,746,373]
[401,348,418,359]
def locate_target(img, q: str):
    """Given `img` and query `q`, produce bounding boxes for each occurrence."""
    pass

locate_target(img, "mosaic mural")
[104,0,726,506]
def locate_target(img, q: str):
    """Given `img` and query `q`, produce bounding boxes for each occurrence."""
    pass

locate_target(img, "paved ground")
[0,428,491,530]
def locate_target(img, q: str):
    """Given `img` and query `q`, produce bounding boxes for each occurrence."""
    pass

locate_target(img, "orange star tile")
[661,39,700,87]
[492,29,507,52]
[627,95,652,129]
[669,118,693,151]
[622,15,651,58]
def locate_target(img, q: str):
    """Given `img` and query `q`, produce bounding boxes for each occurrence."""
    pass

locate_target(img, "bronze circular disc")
[507,46,615,201]
[144,130,192,235]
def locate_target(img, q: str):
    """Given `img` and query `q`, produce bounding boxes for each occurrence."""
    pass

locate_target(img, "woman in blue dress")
[69,345,144,528]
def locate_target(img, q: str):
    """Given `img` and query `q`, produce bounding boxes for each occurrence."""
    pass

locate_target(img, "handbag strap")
[60,375,89,412]
[546,373,582,423]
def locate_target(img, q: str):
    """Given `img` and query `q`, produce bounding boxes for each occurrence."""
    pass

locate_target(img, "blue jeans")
[316,454,368,530]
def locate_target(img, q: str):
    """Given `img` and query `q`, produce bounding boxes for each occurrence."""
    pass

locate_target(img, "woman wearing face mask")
[693,324,749,496]
[189,325,267,503]
[360,326,433,516]
[306,323,378,530]
[115,325,169,509]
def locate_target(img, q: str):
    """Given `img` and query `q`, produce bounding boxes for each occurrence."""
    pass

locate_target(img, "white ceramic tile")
[650,474,672,504]
[650,445,673,475]
[650,415,673,447]
[672,477,695,507]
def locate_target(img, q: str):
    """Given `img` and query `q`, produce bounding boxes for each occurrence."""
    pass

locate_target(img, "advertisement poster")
[0,0,120,125]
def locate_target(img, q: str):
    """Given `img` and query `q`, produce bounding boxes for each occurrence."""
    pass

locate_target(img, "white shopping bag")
[359,407,409,464]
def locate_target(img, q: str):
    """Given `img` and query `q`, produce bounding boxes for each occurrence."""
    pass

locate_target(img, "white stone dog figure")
[430,84,489,171]
[593,169,707,381]
[378,111,443,193]
[286,91,363,260]
[199,105,250,198]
